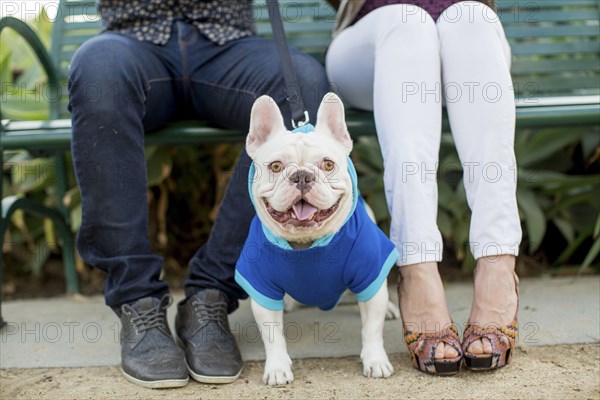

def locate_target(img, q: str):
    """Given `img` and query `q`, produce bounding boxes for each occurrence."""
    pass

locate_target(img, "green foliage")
[0,7,54,120]
[2,152,56,275]
[3,143,240,276]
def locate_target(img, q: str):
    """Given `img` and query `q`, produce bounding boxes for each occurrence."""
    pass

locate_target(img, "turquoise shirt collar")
[247,124,358,249]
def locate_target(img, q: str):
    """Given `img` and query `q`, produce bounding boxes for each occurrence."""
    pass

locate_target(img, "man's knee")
[70,34,137,82]
[68,35,144,111]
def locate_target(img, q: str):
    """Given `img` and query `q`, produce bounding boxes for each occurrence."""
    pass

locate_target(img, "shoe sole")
[186,360,242,384]
[121,368,189,389]
[464,356,510,372]
[175,336,242,384]
[433,360,461,375]
[416,360,461,376]
[464,346,512,371]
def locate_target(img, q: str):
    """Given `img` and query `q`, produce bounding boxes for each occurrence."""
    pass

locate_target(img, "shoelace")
[129,297,170,333]
[192,300,228,322]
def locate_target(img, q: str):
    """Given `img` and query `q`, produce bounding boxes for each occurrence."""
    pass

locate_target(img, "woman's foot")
[466,255,518,355]
[398,262,458,360]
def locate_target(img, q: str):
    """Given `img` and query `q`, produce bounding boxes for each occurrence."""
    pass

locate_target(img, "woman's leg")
[327,5,456,359]
[438,1,521,354]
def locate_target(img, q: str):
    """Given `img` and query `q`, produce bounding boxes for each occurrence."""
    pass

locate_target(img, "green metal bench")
[1,0,599,326]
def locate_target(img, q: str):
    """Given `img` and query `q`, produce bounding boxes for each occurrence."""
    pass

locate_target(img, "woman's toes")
[482,338,493,354]
[435,343,458,359]
[444,344,459,359]
[435,342,445,359]
[468,339,484,355]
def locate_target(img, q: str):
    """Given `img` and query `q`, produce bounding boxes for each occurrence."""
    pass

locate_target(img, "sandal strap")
[404,323,462,373]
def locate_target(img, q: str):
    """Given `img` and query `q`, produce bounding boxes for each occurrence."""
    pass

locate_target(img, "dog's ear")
[247,96,286,159]
[316,92,352,154]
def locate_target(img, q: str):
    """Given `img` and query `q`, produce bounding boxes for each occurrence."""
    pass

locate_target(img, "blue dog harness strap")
[291,123,315,134]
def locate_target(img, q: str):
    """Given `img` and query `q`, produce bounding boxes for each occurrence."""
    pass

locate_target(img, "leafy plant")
[1,7,54,120]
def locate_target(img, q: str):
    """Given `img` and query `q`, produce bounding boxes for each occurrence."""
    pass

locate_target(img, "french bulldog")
[235,93,398,385]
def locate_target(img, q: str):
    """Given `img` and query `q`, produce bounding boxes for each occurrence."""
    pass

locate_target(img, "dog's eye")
[320,159,336,172]
[269,161,284,173]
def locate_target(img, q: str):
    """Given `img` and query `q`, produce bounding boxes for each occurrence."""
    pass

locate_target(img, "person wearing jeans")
[68,0,329,388]
[326,0,521,374]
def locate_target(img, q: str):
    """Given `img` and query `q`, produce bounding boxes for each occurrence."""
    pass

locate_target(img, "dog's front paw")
[361,347,394,378]
[263,356,294,385]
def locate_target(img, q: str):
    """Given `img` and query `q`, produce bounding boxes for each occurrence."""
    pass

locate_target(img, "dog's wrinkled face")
[246,93,354,244]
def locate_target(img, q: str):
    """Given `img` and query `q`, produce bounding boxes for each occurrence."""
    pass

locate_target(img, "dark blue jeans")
[68,22,329,312]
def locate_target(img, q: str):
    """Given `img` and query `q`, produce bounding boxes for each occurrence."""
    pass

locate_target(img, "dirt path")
[1,344,598,400]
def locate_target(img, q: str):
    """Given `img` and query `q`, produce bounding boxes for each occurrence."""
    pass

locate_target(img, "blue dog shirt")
[235,125,399,311]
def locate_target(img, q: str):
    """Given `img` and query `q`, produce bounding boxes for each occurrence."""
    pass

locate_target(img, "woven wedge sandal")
[462,270,519,371]
[404,323,463,375]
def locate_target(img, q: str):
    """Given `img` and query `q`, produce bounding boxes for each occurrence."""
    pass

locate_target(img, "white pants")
[326,1,522,265]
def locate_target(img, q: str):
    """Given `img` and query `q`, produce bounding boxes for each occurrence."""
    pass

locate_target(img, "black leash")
[266,0,309,128]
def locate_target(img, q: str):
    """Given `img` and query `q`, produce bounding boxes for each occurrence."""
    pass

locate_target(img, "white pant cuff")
[472,243,520,260]
[396,252,443,267]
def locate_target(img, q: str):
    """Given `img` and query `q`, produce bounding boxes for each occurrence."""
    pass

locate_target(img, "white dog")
[235,93,398,385]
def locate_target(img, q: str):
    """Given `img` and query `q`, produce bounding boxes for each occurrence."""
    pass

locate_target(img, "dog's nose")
[289,170,315,193]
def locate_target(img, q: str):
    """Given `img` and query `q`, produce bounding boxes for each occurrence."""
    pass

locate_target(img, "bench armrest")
[0,16,60,120]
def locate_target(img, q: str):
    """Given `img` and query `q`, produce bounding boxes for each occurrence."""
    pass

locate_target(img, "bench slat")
[510,41,600,55]
[504,25,600,39]
[58,33,99,46]
[256,23,332,35]
[512,58,600,73]
[500,9,600,23]
[497,0,600,7]
[55,3,99,17]
[4,101,599,151]
[59,21,102,32]
[513,76,600,95]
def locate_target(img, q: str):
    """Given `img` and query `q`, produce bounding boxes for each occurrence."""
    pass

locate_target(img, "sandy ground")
[1,344,599,400]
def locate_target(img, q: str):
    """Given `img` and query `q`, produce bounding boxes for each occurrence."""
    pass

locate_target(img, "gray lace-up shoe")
[175,289,243,384]
[120,295,189,388]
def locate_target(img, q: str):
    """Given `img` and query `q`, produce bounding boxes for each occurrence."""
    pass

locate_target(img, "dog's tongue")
[292,200,318,221]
